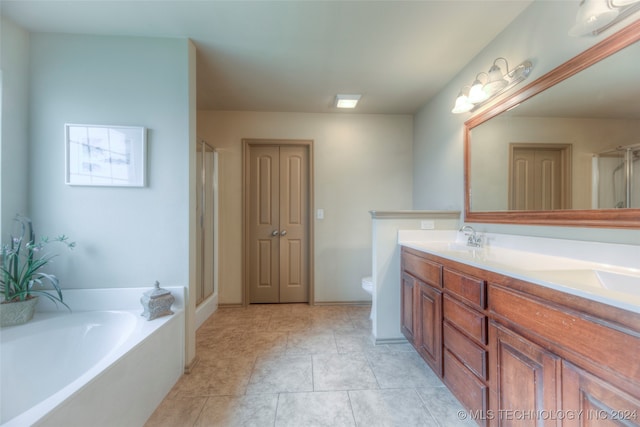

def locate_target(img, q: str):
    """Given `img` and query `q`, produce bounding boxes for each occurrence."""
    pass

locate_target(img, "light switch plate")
[317,209,324,220]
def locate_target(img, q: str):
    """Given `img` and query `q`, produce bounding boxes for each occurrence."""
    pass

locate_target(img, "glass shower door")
[196,141,218,305]
[593,147,639,209]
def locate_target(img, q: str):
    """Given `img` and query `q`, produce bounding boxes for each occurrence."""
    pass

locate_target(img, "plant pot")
[0,296,39,327]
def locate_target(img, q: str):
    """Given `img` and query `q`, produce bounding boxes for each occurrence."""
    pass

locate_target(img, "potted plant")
[0,215,75,326]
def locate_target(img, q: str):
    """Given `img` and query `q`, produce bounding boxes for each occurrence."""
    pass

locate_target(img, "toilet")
[362,276,374,319]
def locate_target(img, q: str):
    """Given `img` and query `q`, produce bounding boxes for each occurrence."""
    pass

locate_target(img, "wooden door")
[278,146,309,303]
[247,144,309,303]
[416,280,442,376]
[401,273,416,343]
[562,361,640,427]
[509,145,571,211]
[490,322,562,426]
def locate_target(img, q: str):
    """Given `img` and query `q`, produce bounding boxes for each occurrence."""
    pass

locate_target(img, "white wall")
[0,16,30,242]
[413,1,640,244]
[28,33,192,292]
[197,111,413,304]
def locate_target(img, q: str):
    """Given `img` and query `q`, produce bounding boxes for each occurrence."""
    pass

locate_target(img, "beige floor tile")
[146,304,470,427]
[349,389,439,426]
[194,394,278,427]
[334,331,389,354]
[268,314,312,332]
[169,356,256,398]
[286,331,338,354]
[275,391,356,427]
[312,353,379,391]
[246,354,313,394]
[144,396,207,427]
[417,386,478,427]
[366,351,443,389]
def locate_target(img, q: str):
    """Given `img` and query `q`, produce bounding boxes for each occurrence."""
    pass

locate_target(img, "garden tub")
[0,287,185,427]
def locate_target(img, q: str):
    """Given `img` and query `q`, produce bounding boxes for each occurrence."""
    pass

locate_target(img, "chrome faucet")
[460,225,483,248]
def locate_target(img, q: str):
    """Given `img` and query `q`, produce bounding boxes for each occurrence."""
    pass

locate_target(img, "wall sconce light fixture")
[569,0,640,37]
[451,57,533,114]
[451,86,473,114]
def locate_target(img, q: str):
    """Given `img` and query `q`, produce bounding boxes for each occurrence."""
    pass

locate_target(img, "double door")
[247,144,309,303]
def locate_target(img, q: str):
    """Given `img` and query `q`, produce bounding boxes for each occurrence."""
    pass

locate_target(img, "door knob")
[280,230,287,236]
[271,230,279,237]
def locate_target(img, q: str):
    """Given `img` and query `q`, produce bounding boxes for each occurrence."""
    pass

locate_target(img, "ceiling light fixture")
[335,94,361,109]
[451,58,533,114]
[569,0,640,36]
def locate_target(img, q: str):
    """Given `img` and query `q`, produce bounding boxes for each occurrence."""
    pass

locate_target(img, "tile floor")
[144,304,476,427]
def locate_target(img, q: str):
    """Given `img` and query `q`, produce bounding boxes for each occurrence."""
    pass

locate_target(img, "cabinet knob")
[280,230,287,236]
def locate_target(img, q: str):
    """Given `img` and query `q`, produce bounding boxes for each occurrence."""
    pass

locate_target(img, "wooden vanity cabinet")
[400,246,640,427]
[489,321,562,425]
[400,272,417,343]
[489,281,640,427]
[401,247,443,376]
[442,268,490,425]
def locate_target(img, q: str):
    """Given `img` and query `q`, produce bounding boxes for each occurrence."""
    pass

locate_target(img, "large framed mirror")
[464,19,640,228]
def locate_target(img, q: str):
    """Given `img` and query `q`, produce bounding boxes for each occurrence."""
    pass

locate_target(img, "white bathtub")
[0,287,185,427]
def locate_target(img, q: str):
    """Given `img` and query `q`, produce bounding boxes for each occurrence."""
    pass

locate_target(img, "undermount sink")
[595,270,640,294]
[530,269,640,296]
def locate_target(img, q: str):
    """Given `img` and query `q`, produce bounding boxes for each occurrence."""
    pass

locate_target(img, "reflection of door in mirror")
[508,144,572,210]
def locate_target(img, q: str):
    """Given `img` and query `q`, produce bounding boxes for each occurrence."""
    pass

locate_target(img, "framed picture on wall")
[65,124,147,187]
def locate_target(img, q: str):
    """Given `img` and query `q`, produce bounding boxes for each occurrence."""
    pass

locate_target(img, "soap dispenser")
[140,281,175,320]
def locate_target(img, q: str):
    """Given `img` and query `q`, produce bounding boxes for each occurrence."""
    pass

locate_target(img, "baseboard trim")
[218,303,244,308]
[374,337,409,345]
[313,301,372,307]
[184,356,200,374]
[219,302,372,308]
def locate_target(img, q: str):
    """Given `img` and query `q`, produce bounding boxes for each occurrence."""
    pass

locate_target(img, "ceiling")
[1,0,535,114]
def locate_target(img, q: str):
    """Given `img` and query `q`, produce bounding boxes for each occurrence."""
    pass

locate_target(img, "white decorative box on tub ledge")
[0,286,186,427]
[399,230,640,314]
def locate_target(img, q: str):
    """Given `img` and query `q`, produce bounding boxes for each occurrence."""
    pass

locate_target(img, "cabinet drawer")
[443,321,487,380]
[444,295,487,345]
[443,268,486,310]
[490,283,640,386]
[403,250,442,287]
[443,349,489,424]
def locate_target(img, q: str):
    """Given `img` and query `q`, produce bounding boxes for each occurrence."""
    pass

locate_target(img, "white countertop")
[398,230,640,314]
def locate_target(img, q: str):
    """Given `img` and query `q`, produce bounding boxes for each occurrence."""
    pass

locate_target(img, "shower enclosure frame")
[592,143,639,209]
[195,140,219,312]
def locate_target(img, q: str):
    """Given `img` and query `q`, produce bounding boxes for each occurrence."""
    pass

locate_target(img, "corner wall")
[197,111,413,305]
[28,33,191,292]
[413,1,640,244]
[0,16,30,242]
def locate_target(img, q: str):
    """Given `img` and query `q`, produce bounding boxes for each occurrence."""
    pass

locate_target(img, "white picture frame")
[65,124,146,187]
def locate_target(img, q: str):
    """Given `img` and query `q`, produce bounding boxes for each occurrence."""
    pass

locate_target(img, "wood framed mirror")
[464,19,640,228]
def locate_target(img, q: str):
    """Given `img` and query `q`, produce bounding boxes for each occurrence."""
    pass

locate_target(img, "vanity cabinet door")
[416,280,443,377]
[562,361,640,427]
[401,272,416,343]
[490,321,562,427]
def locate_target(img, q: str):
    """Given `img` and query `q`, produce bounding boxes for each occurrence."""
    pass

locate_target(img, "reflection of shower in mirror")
[592,144,640,209]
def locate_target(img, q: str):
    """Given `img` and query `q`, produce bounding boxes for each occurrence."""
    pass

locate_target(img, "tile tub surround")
[399,230,640,314]
[144,304,476,427]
